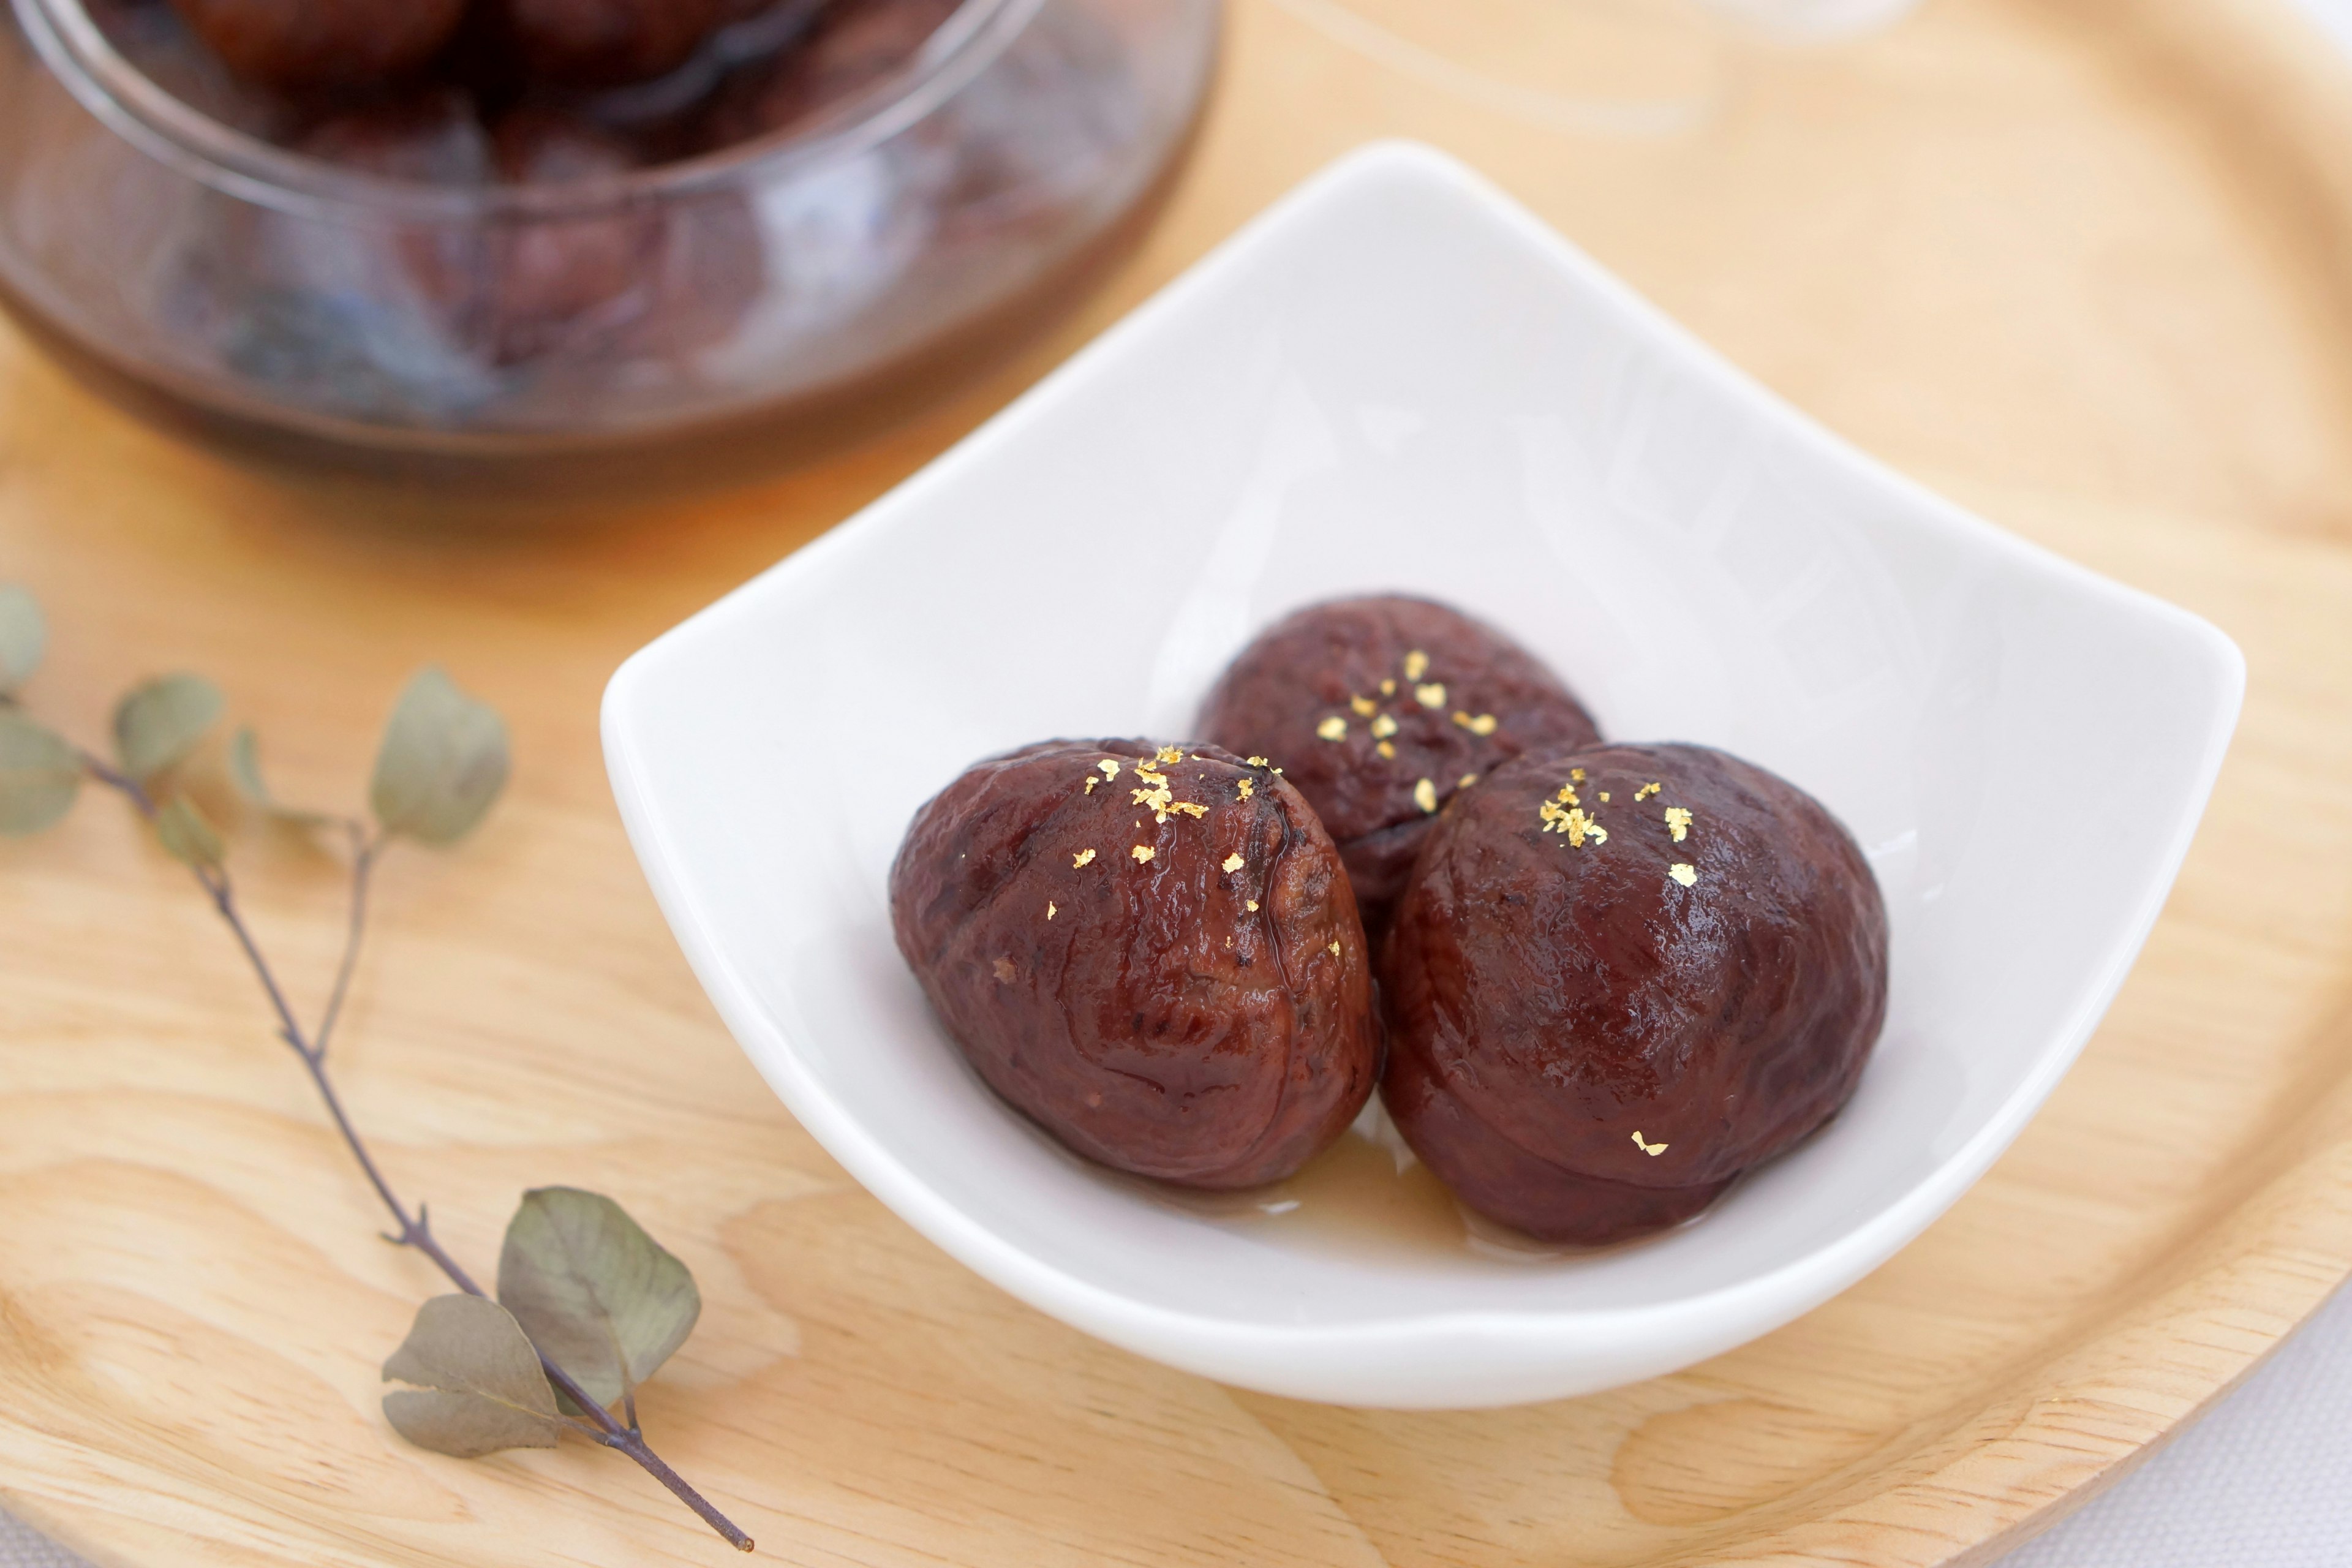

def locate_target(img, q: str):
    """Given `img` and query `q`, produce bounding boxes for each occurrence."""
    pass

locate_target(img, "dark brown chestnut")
[1381,742,1888,1245]
[891,740,1380,1189]
[1197,595,1602,933]
[165,0,469,89]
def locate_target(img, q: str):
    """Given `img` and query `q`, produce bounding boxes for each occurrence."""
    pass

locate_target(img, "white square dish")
[602,141,2242,1409]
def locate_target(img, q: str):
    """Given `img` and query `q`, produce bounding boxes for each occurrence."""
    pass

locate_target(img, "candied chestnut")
[1382,742,1888,1245]
[697,0,960,147]
[1197,596,1602,932]
[891,740,1380,1189]
[494,0,728,86]
[165,0,469,89]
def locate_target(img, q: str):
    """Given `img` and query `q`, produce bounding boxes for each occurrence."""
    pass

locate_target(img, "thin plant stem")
[80,758,753,1553]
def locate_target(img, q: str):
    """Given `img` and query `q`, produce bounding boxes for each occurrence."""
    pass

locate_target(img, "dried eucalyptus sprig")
[0,585,750,1553]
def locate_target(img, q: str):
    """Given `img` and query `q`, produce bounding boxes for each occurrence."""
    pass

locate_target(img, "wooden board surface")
[8,0,2352,1562]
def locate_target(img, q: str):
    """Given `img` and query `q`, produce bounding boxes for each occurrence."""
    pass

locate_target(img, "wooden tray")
[7,0,2352,1562]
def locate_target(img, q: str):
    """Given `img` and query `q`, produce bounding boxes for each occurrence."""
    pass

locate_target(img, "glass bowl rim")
[8,0,1046,220]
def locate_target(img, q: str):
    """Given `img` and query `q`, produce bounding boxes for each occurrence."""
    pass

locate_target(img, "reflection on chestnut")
[1381,742,1888,1245]
[891,740,1380,1189]
[1198,595,1601,933]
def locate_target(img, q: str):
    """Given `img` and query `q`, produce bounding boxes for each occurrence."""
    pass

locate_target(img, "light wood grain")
[7,0,2352,1563]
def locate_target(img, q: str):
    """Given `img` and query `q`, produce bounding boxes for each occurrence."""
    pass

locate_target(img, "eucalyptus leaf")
[382,1294,564,1458]
[498,1188,700,1415]
[113,674,224,780]
[228,726,334,826]
[0,711,80,835]
[0,584,43,695]
[154,793,223,869]
[369,668,508,846]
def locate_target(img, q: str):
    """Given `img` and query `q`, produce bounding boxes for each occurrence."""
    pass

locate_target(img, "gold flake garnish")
[1376,741,1396,760]
[1316,716,1348,742]
[1570,768,1586,783]
[1664,806,1693,843]
[1379,678,1396,696]
[1047,901,1058,919]
[1132,845,1155,863]
[1155,745,1185,766]
[1669,863,1697,886]
[1632,1131,1668,1156]
[1222,851,1245,873]
[1539,798,1607,845]
[1246,755,1268,767]
[1245,899,1259,912]
[1329,940,1342,957]
[1403,650,1429,681]
[1453,710,1499,736]
[1598,791,1611,803]
[1413,778,1438,813]
[1130,768,1174,821]
[1098,759,1120,779]
[1458,773,1479,788]
[1370,713,1398,739]
[1073,848,1096,867]
[1236,777,1254,800]
[1634,782,1661,801]
[994,958,1016,982]
[1415,682,1446,709]
[1350,695,1376,717]
[1555,784,1579,805]
[1083,777,1098,794]
[1170,801,1208,818]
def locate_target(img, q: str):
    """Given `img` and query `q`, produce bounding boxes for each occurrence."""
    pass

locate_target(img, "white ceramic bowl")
[603,141,2242,1408]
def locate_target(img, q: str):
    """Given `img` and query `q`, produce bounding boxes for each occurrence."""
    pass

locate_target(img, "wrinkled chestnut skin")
[891,740,1380,1189]
[167,0,467,89]
[1197,597,1601,932]
[1382,742,1888,1245]
[495,0,727,86]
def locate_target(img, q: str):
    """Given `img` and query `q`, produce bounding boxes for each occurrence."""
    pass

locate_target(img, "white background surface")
[9,0,2352,1560]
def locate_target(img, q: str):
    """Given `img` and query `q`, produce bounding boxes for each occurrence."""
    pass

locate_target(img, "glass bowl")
[0,0,1219,485]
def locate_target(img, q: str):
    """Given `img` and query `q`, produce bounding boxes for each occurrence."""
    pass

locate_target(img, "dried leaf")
[0,584,44,696]
[0,712,80,835]
[113,674,224,781]
[154,793,224,869]
[382,1295,564,1458]
[498,1188,700,1414]
[228,726,334,827]
[369,668,508,846]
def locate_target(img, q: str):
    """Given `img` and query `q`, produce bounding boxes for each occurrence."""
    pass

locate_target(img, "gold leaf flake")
[1047,901,1058,919]
[1370,713,1398,739]
[1155,745,1185,766]
[1570,768,1585,782]
[1328,940,1342,957]
[1664,806,1693,842]
[1236,777,1254,800]
[1132,845,1155,863]
[1403,650,1429,681]
[1246,755,1268,767]
[1458,773,1479,789]
[1542,804,1606,846]
[1072,848,1096,868]
[1084,777,1098,794]
[1634,782,1661,801]
[1098,760,1120,780]
[1316,716,1348,742]
[1413,778,1438,813]
[1350,695,1376,717]
[1449,711,1499,736]
[1631,1131,1668,1156]
[1245,899,1259,912]
[1379,678,1396,696]
[1415,682,1446,709]
[1222,851,1245,873]
[1169,801,1209,818]
[1376,741,1396,760]
[1599,791,1611,803]
[1669,862,1697,886]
